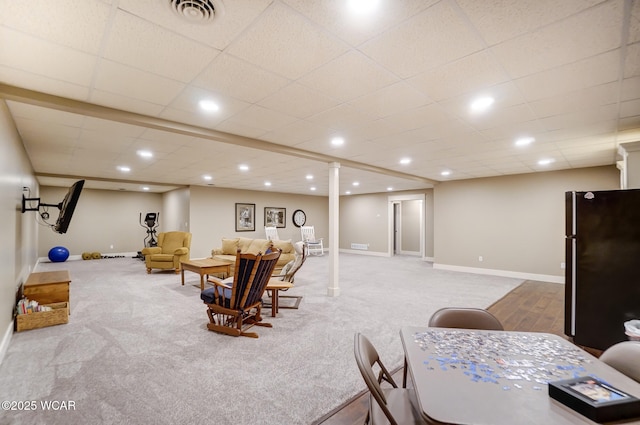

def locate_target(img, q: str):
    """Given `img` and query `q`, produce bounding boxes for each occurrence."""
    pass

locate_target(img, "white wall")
[0,100,38,363]
[339,189,432,255]
[188,185,329,258]
[162,187,190,233]
[433,166,620,280]
[38,187,163,257]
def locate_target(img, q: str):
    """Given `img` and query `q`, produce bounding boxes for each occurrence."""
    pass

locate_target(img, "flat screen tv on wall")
[54,179,85,234]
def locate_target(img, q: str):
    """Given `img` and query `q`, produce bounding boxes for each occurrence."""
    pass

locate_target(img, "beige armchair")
[141,231,192,274]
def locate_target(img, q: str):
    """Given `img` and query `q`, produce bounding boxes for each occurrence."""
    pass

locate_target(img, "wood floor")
[315,280,567,425]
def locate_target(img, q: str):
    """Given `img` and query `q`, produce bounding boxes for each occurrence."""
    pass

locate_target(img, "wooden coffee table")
[181,258,233,291]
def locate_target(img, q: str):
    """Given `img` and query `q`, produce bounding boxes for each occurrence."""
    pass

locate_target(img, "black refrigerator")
[565,189,640,351]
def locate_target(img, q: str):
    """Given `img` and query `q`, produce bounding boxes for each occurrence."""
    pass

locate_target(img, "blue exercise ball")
[48,246,70,262]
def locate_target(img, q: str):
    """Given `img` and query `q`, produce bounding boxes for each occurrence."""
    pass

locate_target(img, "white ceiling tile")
[195,54,290,104]
[298,51,397,103]
[306,104,374,132]
[226,3,349,80]
[89,89,165,117]
[223,104,298,133]
[515,51,620,103]
[103,10,220,83]
[528,82,619,119]
[262,120,330,146]
[0,28,97,87]
[117,0,273,51]
[491,1,624,78]
[408,51,510,102]
[347,81,432,119]
[282,0,439,47]
[0,0,111,53]
[457,0,607,46]
[0,66,90,100]
[360,1,484,78]
[624,42,640,77]
[93,60,185,105]
[258,82,340,119]
[1,0,638,195]
[628,0,640,44]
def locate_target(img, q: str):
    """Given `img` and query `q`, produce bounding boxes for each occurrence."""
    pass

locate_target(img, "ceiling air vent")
[169,0,225,24]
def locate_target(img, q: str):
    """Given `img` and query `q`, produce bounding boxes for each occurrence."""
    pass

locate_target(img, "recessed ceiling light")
[538,158,555,166]
[264,181,271,187]
[142,186,150,191]
[345,191,351,195]
[441,170,451,176]
[353,181,360,186]
[331,136,344,146]
[310,186,317,191]
[306,174,313,180]
[400,158,411,165]
[515,136,535,147]
[199,99,219,112]
[117,165,131,172]
[348,0,380,14]
[470,96,494,113]
[238,164,249,171]
[387,187,393,191]
[203,175,212,181]
[137,150,153,158]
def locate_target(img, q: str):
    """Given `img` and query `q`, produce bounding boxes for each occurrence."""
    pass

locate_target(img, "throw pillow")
[246,239,271,254]
[221,238,239,255]
[272,239,293,254]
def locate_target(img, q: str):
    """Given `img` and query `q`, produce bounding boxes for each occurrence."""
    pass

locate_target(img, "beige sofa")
[211,237,297,275]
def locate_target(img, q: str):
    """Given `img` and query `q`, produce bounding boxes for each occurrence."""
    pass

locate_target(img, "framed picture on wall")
[235,203,255,232]
[264,207,286,228]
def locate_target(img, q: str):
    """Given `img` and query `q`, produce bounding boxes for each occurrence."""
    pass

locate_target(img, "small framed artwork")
[549,376,640,423]
[264,207,286,228]
[235,203,255,232]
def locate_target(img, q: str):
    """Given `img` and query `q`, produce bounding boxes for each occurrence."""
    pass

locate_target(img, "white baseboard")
[339,249,390,257]
[0,321,13,367]
[433,263,564,284]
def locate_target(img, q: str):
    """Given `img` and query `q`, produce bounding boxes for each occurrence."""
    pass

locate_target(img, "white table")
[400,327,640,424]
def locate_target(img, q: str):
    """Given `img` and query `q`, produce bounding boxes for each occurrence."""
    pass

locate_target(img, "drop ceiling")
[1,0,639,195]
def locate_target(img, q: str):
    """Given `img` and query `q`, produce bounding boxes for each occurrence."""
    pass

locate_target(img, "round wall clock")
[292,209,306,227]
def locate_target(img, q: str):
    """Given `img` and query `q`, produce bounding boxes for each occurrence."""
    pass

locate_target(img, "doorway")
[388,194,425,257]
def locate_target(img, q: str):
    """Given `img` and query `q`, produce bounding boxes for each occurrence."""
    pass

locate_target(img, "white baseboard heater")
[351,243,369,250]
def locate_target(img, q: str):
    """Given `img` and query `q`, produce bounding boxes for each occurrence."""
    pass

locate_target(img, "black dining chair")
[354,333,427,425]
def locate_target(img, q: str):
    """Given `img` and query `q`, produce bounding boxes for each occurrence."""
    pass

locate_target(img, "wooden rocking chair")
[201,249,281,338]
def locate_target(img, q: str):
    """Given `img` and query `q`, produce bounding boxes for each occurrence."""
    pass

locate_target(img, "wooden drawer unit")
[23,270,71,311]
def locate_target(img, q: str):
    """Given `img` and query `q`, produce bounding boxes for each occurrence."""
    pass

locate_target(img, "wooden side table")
[265,279,293,317]
[23,270,71,313]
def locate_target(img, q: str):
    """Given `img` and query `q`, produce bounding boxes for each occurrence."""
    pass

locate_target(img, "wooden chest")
[23,270,71,310]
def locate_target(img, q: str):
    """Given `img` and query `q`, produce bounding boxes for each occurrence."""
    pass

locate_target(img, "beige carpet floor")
[0,254,522,425]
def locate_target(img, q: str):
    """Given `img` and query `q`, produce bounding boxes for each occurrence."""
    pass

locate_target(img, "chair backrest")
[278,248,306,283]
[599,341,640,383]
[354,333,400,425]
[428,307,504,330]
[158,231,192,254]
[300,226,316,242]
[229,249,281,310]
[265,226,279,241]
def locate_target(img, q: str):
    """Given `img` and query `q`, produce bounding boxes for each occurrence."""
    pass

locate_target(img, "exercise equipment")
[48,246,69,262]
[134,212,160,260]
[140,212,160,247]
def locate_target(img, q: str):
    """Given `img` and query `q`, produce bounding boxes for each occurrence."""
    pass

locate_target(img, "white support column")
[619,141,640,189]
[327,162,340,297]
